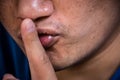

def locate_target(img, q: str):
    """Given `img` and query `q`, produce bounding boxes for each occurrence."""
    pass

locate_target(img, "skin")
[0,0,120,80]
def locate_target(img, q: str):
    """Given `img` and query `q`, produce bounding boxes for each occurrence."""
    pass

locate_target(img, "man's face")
[0,0,120,70]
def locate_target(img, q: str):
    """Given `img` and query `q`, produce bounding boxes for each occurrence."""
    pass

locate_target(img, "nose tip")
[18,0,54,20]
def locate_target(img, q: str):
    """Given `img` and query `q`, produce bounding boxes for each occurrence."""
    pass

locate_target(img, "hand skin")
[3,19,57,80]
[21,19,57,80]
[2,74,19,80]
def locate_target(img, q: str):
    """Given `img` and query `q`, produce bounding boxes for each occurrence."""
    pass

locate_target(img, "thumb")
[3,74,19,80]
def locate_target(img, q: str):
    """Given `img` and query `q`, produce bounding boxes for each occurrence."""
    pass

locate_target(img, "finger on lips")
[20,18,57,80]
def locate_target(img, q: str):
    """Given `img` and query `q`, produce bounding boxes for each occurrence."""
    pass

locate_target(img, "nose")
[18,0,54,20]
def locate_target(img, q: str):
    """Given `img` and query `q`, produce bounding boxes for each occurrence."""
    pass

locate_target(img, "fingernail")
[24,19,35,33]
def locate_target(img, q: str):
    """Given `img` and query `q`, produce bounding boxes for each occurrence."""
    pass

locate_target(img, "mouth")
[37,28,60,49]
[18,25,60,50]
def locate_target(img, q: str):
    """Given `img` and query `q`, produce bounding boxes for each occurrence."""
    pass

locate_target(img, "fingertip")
[21,18,35,34]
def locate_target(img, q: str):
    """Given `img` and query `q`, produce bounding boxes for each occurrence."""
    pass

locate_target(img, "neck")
[56,26,120,80]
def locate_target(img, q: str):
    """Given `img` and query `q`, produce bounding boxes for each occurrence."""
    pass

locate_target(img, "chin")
[49,56,80,71]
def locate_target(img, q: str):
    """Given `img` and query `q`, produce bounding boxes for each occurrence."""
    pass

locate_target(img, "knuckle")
[40,54,50,65]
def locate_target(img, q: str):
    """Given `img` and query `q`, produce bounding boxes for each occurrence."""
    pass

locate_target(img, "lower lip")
[39,35,58,48]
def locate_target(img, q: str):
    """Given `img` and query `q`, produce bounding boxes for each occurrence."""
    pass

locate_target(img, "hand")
[21,19,57,80]
[2,74,19,80]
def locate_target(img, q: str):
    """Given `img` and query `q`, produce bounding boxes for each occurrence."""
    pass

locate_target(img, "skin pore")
[0,0,120,80]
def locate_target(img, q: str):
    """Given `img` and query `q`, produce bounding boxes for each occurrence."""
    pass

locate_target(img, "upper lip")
[18,26,60,40]
[37,27,60,36]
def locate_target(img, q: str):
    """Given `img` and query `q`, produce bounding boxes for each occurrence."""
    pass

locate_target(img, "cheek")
[0,2,21,39]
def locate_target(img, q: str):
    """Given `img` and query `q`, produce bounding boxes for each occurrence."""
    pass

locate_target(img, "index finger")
[21,19,57,80]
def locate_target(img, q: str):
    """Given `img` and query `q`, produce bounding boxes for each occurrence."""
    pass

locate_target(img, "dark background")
[0,23,31,80]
